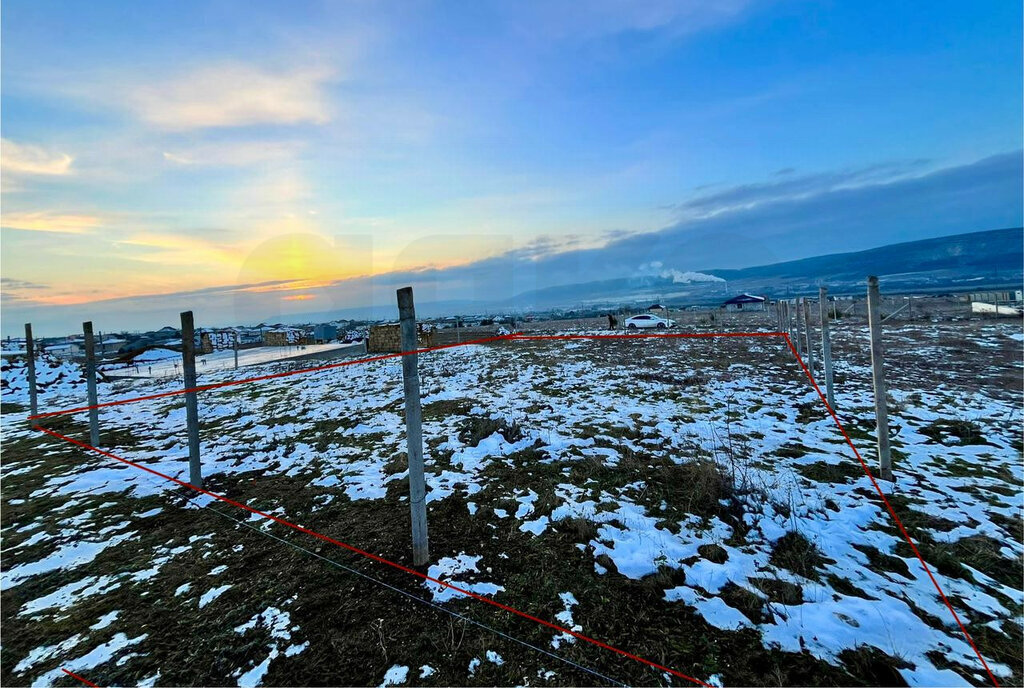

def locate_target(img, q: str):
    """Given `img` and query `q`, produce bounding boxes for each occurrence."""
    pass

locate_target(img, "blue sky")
[2,0,1021,334]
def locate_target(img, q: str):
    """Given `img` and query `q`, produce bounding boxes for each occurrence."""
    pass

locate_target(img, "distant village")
[3,288,1020,367]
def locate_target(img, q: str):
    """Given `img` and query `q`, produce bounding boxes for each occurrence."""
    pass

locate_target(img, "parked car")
[624,314,676,329]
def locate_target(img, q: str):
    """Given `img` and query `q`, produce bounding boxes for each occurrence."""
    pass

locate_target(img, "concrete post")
[25,323,38,417]
[397,287,430,566]
[819,287,836,410]
[866,277,892,481]
[803,296,815,374]
[24,323,38,415]
[82,321,100,446]
[180,311,203,487]
[794,298,804,354]
[234,331,240,370]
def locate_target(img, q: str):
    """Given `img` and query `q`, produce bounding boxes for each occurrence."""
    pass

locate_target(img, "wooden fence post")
[82,321,100,447]
[180,311,203,487]
[24,323,38,417]
[803,296,816,374]
[818,287,836,409]
[866,277,892,481]
[397,287,430,566]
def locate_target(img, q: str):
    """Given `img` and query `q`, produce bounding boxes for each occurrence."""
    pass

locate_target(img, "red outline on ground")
[61,668,100,687]
[28,330,1000,686]
[34,425,708,687]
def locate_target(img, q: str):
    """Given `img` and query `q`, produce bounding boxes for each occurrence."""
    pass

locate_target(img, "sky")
[2,0,1022,335]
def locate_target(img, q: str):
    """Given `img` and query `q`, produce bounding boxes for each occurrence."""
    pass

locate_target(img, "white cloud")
[162,140,303,167]
[512,0,754,39]
[128,64,333,130]
[1,138,73,175]
[1,211,100,234]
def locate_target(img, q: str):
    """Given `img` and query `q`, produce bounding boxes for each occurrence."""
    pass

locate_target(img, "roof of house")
[723,293,766,305]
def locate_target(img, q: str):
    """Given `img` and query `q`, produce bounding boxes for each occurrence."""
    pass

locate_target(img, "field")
[1,315,1021,687]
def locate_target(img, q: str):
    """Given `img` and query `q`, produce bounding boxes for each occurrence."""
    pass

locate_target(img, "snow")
[379,665,409,686]
[4,320,1020,685]
[30,633,147,688]
[234,605,304,683]
[198,584,231,608]
[90,610,120,630]
[425,553,504,603]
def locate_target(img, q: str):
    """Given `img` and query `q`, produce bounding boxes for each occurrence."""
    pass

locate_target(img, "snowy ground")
[98,343,359,379]
[1,317,1021,687]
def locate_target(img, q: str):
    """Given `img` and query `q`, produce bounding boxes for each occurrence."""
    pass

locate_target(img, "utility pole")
[397,287,429,566]
[181,311,203,487]
[819,286,835,409]
[866,277,892,481]
[82,321,100,446]
[25,323,38,417]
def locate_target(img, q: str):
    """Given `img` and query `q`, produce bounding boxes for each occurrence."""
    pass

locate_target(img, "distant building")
[722,294,767,312]
[200,328,238,353]
[648,303,665,314]
[263,328,309,347]
[367,323,434,353]
[44,342,78,358]
[313,324,338,343]
[965,290,1023,304]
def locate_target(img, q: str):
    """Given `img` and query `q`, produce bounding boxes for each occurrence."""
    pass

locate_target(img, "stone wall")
[367,323,434,353]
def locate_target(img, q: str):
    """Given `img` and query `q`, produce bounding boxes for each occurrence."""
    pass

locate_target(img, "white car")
[624,314,676,329]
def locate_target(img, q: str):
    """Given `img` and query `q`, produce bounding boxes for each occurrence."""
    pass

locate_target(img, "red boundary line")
[28,329,999,686]
[27,332,782,420]
[61,668,100,687]
[780,333,1000,686]
[34,425,708,687]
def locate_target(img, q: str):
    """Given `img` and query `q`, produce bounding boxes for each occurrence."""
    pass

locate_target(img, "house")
[313,324,338,343]
[722,294,767,312]
[647,303,666,314]
[263,328,309,347]
[366,323,434,353]
[44,342,78,358]
[199,328,239,353]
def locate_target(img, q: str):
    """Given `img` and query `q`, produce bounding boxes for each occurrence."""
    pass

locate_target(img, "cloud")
[8,151,1020,335]
[513,0,755,40]
[127,64,333,130]
[1,138,73,175]
[1,277,49,290]
[162,140,303,167]
[1,211,101,234]
[114,231,242,266]
[671,158,933,219]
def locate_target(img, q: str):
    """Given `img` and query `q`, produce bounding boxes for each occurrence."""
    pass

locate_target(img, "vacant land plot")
[2,318,1021,687]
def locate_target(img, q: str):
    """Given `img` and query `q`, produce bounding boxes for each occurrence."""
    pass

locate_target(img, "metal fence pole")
[866,277,892,481]
[82,321,100,446]
[181,311,203,487]
[819,287,836,409]
[25,323,38,417]
[397,287,430,566]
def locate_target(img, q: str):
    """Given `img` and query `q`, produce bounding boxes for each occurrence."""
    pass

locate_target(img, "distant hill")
[707,227,1022,282]
[508,227,1023,309]
[264,228,1022,323]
